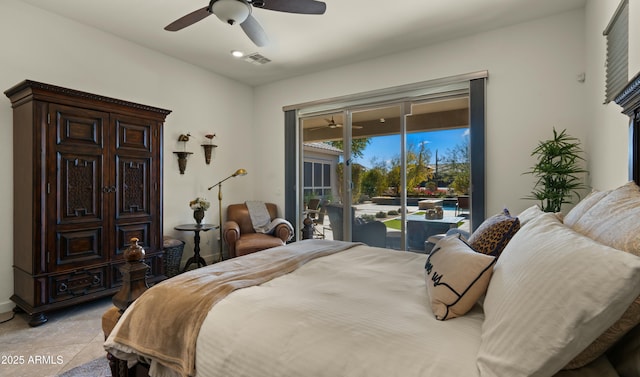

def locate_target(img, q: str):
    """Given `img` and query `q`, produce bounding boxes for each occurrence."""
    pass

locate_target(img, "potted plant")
[189,197,210,225]
[524,128,587,212]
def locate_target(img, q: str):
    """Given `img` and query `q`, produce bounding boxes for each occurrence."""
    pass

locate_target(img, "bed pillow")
[476,213,640,377]
[562,189,610,227]
[518,205,564,227]
[467,208,520,257]
[562,181,640,369]
[516,205,545,226]
[569,181,640,254]
[424,234,496,320]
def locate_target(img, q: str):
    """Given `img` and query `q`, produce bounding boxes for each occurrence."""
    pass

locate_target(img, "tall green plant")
[524,128,587,212]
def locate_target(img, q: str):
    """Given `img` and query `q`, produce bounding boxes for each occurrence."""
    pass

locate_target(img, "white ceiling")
[19,0,586,87]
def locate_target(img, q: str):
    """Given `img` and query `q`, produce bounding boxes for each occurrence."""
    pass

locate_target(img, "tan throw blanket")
[106,239,359,377]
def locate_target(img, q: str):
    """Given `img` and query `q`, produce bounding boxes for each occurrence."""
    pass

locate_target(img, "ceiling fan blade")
[241,14,269,47]
[165,7,212,31]
[256,0,326,15]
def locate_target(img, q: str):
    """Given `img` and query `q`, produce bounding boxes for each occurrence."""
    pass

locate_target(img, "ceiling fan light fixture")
[212,0,250,25]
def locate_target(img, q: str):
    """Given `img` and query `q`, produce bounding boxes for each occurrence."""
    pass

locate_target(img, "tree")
[361,167,388,197]
[406,141,433,193]
[335,162,367,203]
[442,138,470,195]
[328,138,371,159]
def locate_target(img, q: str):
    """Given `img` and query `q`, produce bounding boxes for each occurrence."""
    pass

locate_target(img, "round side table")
[174,223,218,272]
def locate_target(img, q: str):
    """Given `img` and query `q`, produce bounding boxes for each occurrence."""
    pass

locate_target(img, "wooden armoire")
[4,80,171,326]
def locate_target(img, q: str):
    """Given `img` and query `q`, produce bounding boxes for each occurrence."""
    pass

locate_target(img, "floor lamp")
[208,168,247,261]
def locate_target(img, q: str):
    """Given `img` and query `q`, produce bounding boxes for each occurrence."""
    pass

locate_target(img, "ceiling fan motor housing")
[212,0,251,25]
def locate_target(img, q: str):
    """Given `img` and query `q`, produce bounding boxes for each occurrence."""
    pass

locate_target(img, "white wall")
[0,0,255,312]
[1,1,634,314]
[582,0,638,191]
[253,9,589,217]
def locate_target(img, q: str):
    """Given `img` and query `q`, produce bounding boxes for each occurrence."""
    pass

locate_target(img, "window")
[603,0,629,103]
[303,159,333,201]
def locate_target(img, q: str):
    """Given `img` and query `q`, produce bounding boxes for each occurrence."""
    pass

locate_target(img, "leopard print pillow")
[468,209,520,257]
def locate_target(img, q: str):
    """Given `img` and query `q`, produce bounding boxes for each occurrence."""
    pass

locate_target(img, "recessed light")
[231,50,244,58]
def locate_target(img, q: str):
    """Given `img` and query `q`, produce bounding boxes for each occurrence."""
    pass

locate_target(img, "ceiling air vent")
[244,53,271,65]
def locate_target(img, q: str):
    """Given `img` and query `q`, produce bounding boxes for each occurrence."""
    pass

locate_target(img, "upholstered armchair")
[223,203,293,258]
[325,203,387,248]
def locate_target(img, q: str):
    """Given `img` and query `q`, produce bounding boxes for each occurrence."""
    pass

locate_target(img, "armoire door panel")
[51,104,107,148]
[114,117,152,153]
[113,222,150,258]
[54,227,104,268]
[115,156,151,218]
[57,152,104,224]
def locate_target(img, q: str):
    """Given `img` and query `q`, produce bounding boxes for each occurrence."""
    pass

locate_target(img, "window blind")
[603,0,629,103]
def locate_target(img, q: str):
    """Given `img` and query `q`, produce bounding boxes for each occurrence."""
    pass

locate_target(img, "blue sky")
[356,128,470,168]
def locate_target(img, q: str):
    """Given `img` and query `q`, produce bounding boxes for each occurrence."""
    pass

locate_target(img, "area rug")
[57,357,110,377]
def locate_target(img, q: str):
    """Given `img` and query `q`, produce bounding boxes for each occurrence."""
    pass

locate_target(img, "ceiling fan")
[309,117,363,131]
[164,0,327,47]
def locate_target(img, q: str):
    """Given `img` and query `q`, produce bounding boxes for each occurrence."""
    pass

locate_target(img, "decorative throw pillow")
[424,234,496,320]
[477,213,640,377]
[562,189,611,227]
[467,209,520,257]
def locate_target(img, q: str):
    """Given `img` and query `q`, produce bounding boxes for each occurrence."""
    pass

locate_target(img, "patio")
[310,202,470,252]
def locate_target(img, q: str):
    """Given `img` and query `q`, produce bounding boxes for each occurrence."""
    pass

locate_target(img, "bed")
[103,184,640,377]
[104,75,640,377]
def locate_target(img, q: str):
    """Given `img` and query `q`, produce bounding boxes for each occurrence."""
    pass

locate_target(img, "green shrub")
[361,214,376,222]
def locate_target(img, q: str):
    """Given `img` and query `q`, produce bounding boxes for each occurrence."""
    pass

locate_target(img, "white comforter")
[195,244,484,377]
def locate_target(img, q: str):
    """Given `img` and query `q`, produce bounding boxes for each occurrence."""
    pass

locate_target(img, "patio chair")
[455,195,470,217]
[325,203,387,247]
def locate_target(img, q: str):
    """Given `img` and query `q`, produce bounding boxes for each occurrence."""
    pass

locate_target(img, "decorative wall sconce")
[174,133,192,174]
[202,133,217,165]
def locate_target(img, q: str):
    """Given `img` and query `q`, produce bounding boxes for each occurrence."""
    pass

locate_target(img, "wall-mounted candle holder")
[174,133,192,174]
[173,151,193,174]
[201,144,217,165]
[202,133,217,165]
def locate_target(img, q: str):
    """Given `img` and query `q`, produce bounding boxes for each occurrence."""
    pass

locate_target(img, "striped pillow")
[477,213,640,377]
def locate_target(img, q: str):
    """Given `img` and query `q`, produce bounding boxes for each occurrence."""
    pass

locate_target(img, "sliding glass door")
[287,72,487,250]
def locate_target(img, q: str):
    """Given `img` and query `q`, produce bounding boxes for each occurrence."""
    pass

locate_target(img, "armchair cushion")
[235,233,286,257]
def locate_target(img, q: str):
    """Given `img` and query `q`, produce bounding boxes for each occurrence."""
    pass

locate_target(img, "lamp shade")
[212,0,251,25]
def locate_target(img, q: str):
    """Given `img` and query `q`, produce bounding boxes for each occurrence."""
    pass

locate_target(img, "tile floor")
[0,297,112,377]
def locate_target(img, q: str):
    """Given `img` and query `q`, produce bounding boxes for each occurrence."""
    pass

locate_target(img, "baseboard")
[0,300,15,314]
